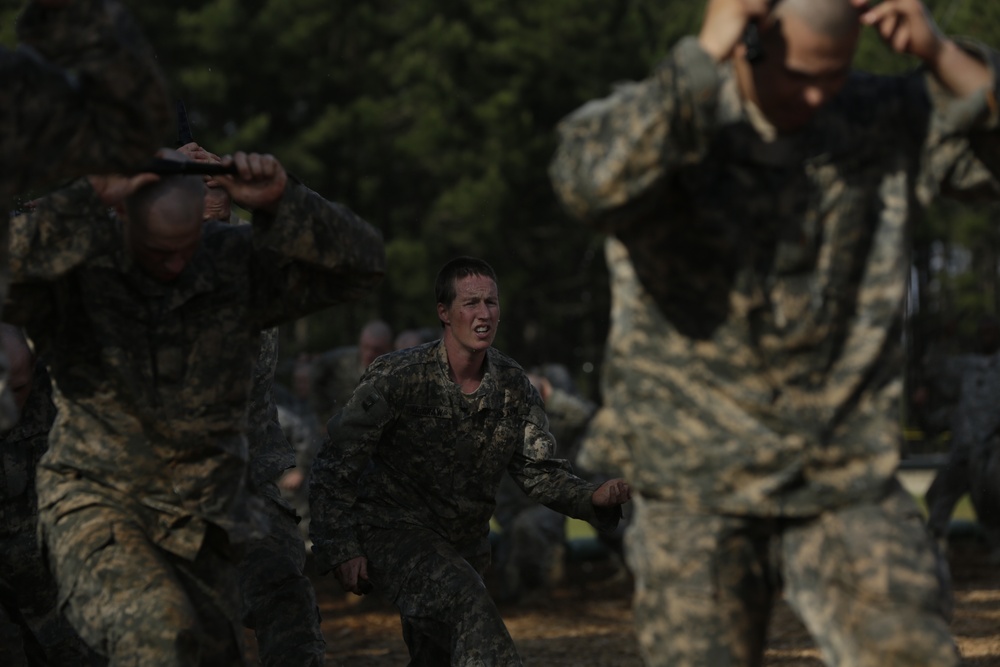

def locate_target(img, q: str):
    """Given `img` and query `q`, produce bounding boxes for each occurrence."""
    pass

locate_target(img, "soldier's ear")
[436,302,449,326]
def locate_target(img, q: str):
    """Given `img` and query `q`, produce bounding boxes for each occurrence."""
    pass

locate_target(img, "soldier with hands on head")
[550,0,1000,665]
[310,257,631,666]
[0,0,171,429]
[6,149,385,666]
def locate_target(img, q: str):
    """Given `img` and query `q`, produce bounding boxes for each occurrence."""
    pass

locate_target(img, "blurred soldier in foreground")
[492,366,597,601]
[6,150,384,665]
[0,325,95,666]
[310,257,631,666]
[0,0,171,428]
[923,316,1000,558]
[179,141,327,665]
[550,0,1000,664]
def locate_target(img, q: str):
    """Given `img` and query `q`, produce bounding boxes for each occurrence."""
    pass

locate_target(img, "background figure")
[177,141,328,665]
[0,324,95,666]
[309,319,394,424]
[923,316,1000,557]
[393,327,438,351]
[492,364,597,602]
[549,0,1000,665]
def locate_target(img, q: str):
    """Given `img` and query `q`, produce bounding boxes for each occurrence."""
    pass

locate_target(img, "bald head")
[1,324,34,412]
[123,151,207,282]
[771,0,862,40]
[359,319,393,368]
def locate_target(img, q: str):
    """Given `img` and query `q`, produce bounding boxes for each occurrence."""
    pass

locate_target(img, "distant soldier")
[309,319,394,423]
[0,325,95,666]
[310,257,630,666]
[550,0,1000,664]
[0,0,171,428]
[492,366,597,601]
[7,150,384,664]
[394,327,438,351]
[923,316,1000,558]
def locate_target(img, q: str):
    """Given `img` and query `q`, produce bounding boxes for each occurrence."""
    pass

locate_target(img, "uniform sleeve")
[914,41,1000,204]
[249,180,386,329]
[309,377,394,573]
[548,36,723,231]
[507,380,620,534]
[3,0,171,193]
[8,178,116,283]
[245,328,296,491]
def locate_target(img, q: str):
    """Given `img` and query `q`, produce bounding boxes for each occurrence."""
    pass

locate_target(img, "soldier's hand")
[852,0,943,61]
[699,0,772,63]
[87,172,160,206]
[592,478,632,507]
[178,142,225,189]
[278,468,305,492]
[335,556,372,596]
[215,152,288,214]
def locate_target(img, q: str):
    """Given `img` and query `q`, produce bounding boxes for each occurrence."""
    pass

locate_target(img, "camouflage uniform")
[273,383,323,545]
[0,0,170,429]
[0,363,93,666]
[240,328,325,667]
[923,351,1000,549]
[309,344,363,424]
[310,340,620,666]
[493,385,596,600]
[549,35,1000,667]
[7,177,385,665]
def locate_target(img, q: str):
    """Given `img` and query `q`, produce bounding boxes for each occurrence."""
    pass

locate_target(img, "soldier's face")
[438,274,500,354]
[128,207,203,283]
[746,13,858,132]
[359,332,392,369]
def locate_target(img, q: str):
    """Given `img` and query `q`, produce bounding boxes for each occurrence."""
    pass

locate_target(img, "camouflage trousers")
[0,533,94,667]
[625,483,959,667]
[43,504,245,667]
[239,484,325,667]
[360,525,523,667]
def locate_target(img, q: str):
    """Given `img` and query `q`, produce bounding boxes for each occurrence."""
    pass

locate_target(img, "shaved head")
[123,150,207,282]
[771,0,861,40]
[359,319,393,368]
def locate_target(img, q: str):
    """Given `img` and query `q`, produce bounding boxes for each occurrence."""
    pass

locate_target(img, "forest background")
[3,0,1000,448]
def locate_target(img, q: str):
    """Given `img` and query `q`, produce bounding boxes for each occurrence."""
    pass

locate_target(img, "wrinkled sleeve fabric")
[309,378,394,573]
[248,180,386,328]
[4,0,171,192]
[507,379,620,534]
[549,36,723,231]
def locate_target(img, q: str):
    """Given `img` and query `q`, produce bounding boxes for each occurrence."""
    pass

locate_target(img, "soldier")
[6,150,385,665]
[394,327,438,351]
[0,325,94,666]
[309,256,631,666]
[178,140,327,665]
[309,319,394,423]
[549,0,1000,665]
[923,316,1000,558]
[0,0,171,428]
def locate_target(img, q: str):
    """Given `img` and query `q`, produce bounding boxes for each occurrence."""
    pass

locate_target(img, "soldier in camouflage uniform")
[549,0,1000,665]
[492,367,597,601]
[310,257,631,666]
[6,150,385,665]
[0,325,95,667]
[0,0,170,429]
[178,141,327,666]
[922,317,1000,556]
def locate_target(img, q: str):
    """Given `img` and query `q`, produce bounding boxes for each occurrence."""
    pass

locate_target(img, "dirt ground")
[255,537,1000,667]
